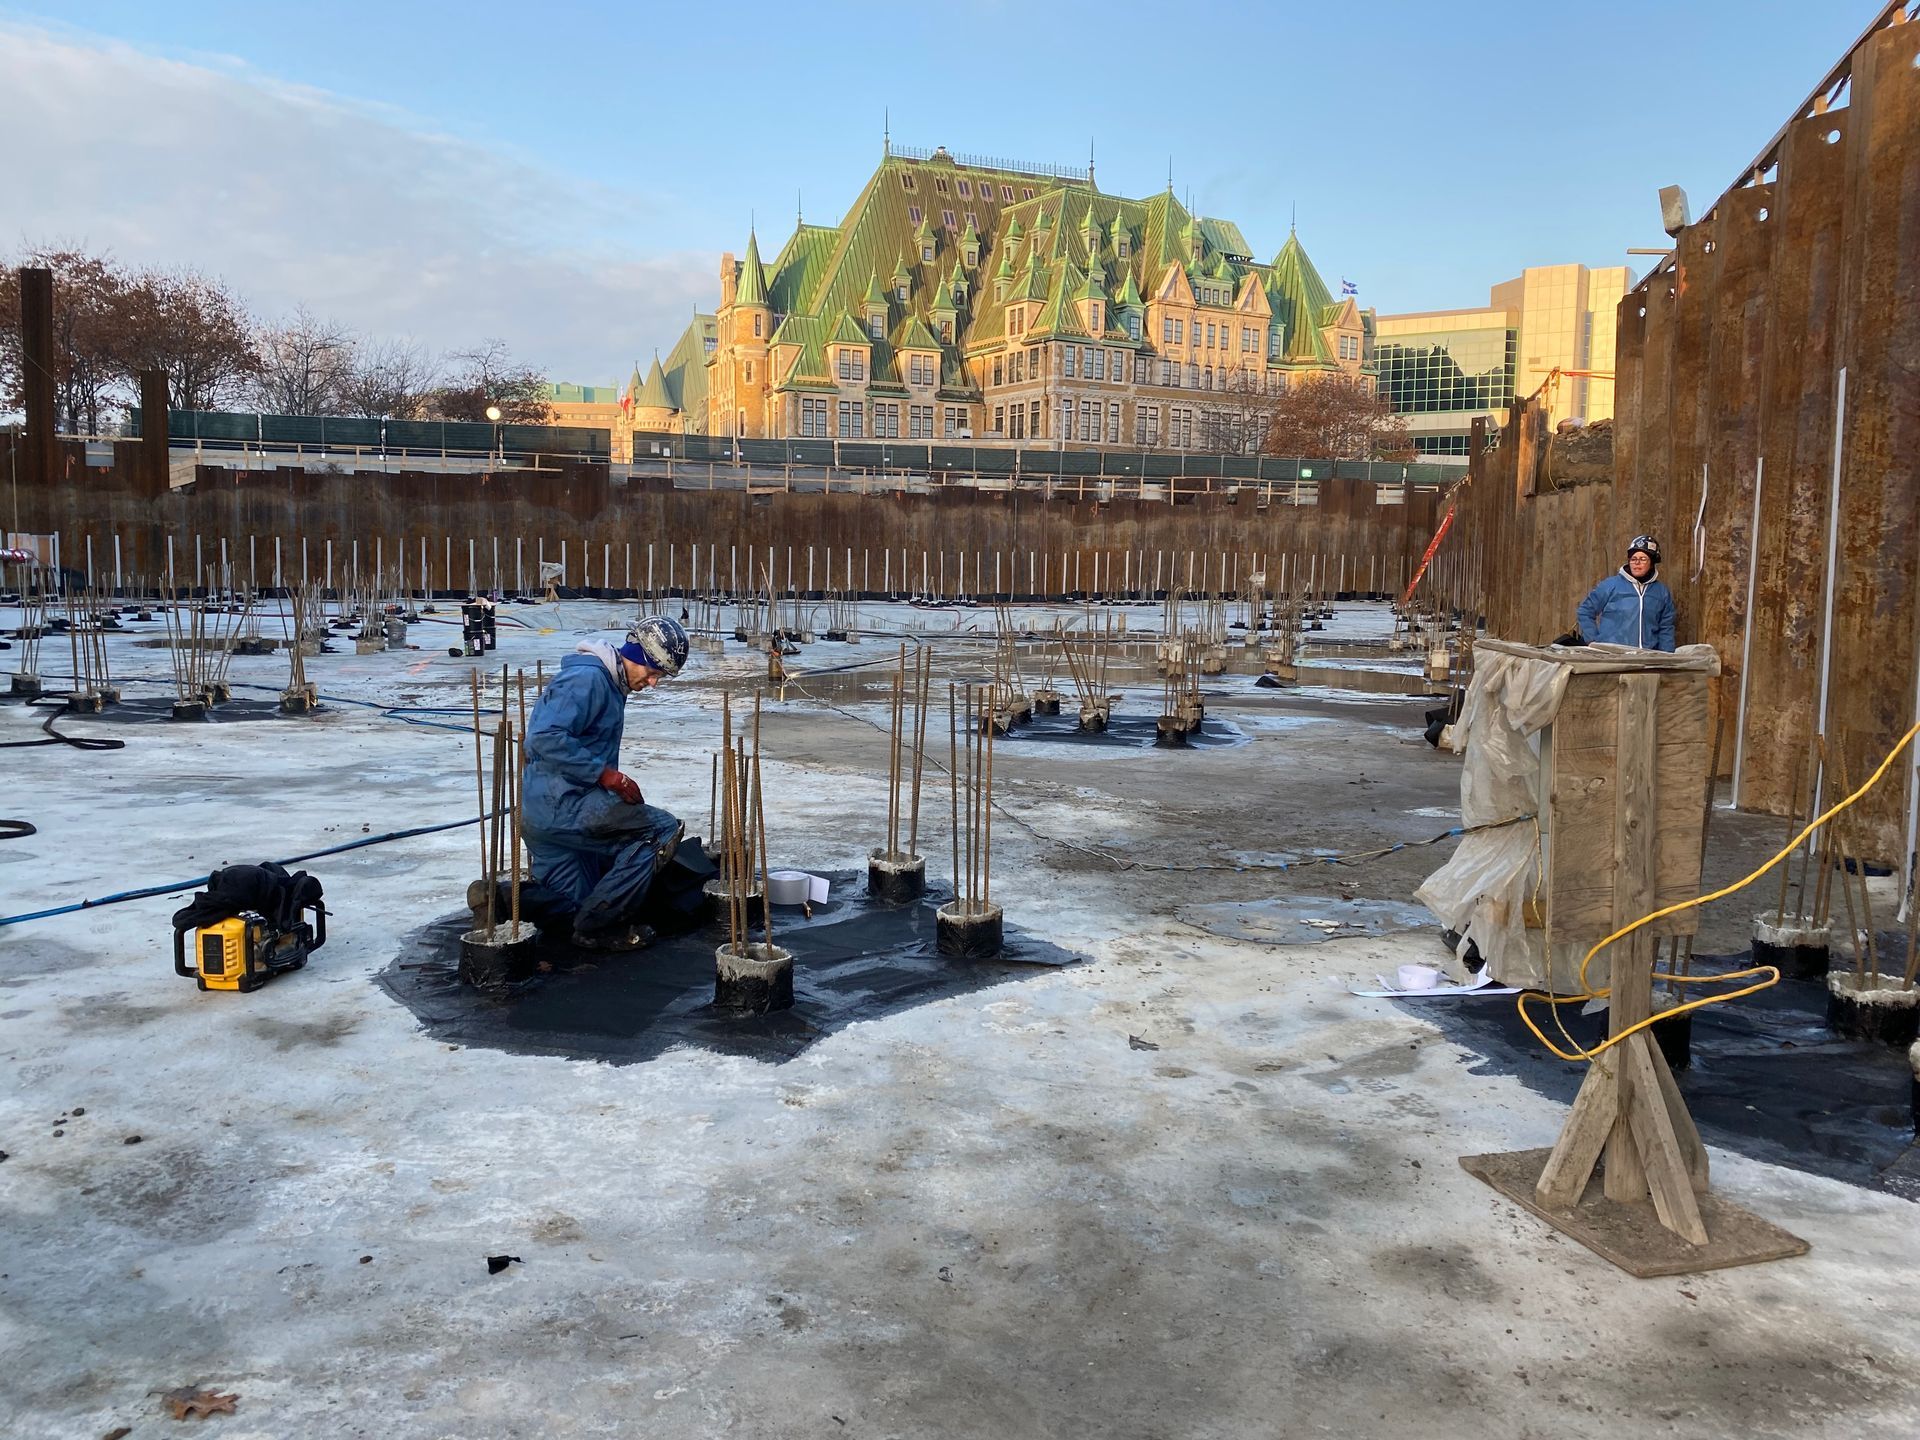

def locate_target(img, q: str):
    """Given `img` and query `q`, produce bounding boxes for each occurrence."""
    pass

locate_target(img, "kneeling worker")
[521,616,690,949]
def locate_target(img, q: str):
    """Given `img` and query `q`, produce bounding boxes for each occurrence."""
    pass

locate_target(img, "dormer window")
[901,173,916,192]
[1118,235,1130,259]
[869,314,885,340]
[896,283,908,302]
[952,284,964,307]
[957,179,972,198]
[1126,313,1141,341]
[908,205,923,224]
[942,209,956,229]
[1088,302,1102,331]
[921,244,934,263]
[939,319,953,342]
[964,244,978,267]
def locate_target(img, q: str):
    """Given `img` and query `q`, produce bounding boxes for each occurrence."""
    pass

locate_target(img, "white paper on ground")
[807,874,831,904]
[1346,968,1521,999]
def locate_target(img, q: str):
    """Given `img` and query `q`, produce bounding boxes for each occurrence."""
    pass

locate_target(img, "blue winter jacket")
[521,652,629,837]
[1577,570,1676,651]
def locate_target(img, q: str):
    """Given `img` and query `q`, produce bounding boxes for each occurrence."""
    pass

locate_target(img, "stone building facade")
[627,145,1370,449]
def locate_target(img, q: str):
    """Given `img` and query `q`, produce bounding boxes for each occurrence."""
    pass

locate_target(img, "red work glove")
[598,767,643,805]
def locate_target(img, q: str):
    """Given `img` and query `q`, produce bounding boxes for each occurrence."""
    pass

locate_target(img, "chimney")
[719,252,737,309]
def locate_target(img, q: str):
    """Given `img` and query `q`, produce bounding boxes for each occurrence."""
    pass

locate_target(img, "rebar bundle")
[882,644,933,861]
[717,691,773,952]
[948,681,996,919]
[162,575,248,703]
[63,588,112,698]
[12,590,48,679]
[1061,611,1117,728]
[468,666,530,942]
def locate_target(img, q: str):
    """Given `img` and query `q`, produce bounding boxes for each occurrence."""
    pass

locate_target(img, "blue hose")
[0,812,497,927]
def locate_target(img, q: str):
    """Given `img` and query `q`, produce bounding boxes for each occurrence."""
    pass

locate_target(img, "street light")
[485,405,502,467]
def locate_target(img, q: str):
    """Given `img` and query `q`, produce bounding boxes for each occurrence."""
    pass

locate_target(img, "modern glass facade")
[1372,328,1516,415]
[1373,263,1630,457]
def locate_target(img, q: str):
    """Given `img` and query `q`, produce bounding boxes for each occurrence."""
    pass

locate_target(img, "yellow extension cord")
[1518,717,1920,1063]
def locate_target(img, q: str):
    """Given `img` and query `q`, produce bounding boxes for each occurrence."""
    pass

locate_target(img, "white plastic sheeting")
[1415,640,1719,989]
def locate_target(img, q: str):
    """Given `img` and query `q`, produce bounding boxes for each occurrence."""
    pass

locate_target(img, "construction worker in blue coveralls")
[520,616,691,950]
[1576,534,1676,652]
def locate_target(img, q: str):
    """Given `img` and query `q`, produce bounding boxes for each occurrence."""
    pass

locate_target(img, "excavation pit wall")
[4,432,1437,603]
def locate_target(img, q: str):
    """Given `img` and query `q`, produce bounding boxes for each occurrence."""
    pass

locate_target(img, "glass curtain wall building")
[1371,313,1516,456]
[1372,263,1629,457]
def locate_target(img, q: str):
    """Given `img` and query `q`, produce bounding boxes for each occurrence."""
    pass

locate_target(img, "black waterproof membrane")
[377,870,1078,1066]
[993,711,1246,750]
[1,695,295,723]
[1416,948,1920,1199]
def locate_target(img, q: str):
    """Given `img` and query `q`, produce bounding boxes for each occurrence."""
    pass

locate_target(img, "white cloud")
[0,21,714,385]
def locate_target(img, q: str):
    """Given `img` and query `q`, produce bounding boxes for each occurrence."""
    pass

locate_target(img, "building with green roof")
[631,144,1371,450]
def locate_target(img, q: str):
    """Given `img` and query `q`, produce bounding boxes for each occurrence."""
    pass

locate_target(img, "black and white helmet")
[626,615,690,677]
[1626,534,1662,567]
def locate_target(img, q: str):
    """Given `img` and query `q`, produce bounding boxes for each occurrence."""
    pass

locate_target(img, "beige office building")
[1372,262,1630,456]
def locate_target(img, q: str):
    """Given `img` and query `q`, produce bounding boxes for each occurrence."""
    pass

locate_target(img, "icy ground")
[1,599,1916,1439]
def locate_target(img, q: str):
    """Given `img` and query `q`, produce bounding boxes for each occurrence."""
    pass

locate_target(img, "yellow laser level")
[173,906,325,992]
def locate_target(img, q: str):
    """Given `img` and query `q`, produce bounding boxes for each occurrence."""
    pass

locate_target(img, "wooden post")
[19,267,56,493]
[1603,673,1659,1204]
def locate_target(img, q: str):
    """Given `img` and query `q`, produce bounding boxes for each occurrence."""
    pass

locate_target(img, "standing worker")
[520,616,690,949]
[1576,534,1675,652]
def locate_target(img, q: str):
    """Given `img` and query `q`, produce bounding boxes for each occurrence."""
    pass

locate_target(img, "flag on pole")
[1340,278,1358,296]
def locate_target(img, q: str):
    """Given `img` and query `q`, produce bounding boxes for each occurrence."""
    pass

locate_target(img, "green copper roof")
[734,230,769,308]
[895,314,941,352]
[1027,261,1091,341]
[632,354,674,410]
[644,151,1358,420]
[646,313,715,427]
[771,316,837,393]
[767,223,839,314]
[1268,231,1336,363]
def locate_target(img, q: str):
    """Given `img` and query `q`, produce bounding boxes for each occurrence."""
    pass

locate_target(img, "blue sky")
[0,1,1876,386]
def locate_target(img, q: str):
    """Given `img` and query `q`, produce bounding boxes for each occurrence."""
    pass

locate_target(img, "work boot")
[466,877,507,923]
[655,819,686,867]
[571,923,656,953]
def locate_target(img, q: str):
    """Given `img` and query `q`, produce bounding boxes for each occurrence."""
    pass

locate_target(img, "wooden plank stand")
[1461,666,1807,1276]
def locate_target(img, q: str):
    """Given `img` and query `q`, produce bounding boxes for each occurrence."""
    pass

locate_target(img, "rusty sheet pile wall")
[1460,11,1920,860]
[3,432,1436,600]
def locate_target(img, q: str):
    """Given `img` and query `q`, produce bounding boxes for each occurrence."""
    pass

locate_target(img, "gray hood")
[575,639,629,694]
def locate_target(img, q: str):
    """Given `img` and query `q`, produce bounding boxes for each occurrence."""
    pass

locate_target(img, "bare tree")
[338,338,439,419]
[1260,373,1412,460]
[427,339,554,424]
[253,306,354,415]
[120,267,259,411]
[0,248,140,434]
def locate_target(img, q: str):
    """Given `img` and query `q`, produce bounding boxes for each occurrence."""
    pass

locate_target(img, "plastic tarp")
[1413,641,1718,988]
[1414,648,1560,985]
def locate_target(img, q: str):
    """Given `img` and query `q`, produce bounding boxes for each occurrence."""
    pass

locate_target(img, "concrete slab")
[1,598,1916,1438]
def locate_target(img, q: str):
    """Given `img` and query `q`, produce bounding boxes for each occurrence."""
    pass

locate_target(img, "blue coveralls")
[1576,570,1676,652]
[520,652,681,939]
